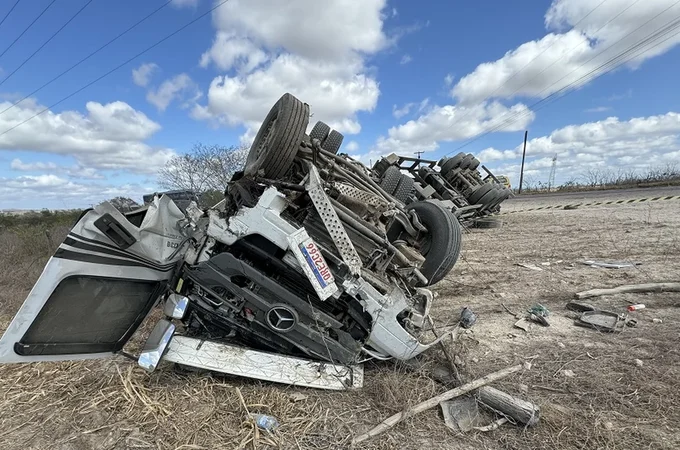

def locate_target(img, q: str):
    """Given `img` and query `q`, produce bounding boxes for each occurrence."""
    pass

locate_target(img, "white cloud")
[585,106,612,113]
[374,101,535,155]
[132,63,158,87]
[196,54,379,135]
[444,73,455,86]
[392,98,430,119]
[0,174,151,209]
[477,111,680,183]
[146,73,201,111]
[400,54,412,65]
[0,99,174,173]
[171,0,199,8]
[345,140,359,152]
[194,0,391,137]
[452,0,680,104]
[10,158,104,179]
[199,32,269,73]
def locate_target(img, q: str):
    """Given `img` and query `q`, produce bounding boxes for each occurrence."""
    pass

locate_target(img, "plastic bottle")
[251,414,280,432]
[627,304,645,311]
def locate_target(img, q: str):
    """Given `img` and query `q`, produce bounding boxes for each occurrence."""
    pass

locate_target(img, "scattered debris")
[566,302,596,313]
[440,397,481,432]
[477,386,540,427]
[473,417,508,432]
[250,413,280,433]
[514,318,532,332]
[575,282,680,299]
[517,263,543,271]
[574,310,625,333]
[582,260,641,269]
[627,303,646,311]
[460,307,478,329]
[288,393,309,402]
[652,318,663,324]
[634,359,644,367]
[563,204,579,210]
[562,369,575,378]
[352,363,527,444]
[528,304,550,326]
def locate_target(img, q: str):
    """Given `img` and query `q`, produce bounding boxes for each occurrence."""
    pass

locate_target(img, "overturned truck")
[0,93,468,389]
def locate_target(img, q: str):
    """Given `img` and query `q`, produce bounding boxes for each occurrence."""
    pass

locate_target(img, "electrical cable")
[0,0,231,139]
[0,0,21,31]
[0,0,94,87]
[0,0,174,117]
[444,3,680,156]
[0,0,57,60]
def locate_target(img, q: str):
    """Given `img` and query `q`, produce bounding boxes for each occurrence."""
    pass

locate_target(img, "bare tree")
[158,143,249,193]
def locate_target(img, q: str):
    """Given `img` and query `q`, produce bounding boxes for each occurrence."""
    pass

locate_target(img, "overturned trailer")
[370,152,512,225]
[0,93,462,390]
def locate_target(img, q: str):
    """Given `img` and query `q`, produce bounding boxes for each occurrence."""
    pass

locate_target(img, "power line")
[0,0,175,117]
[447,0,635,133]
[0,0,21,31]
[0,0,57,60]
[445,3,680,156]
[448,14,680,156]
[0,0,94,87]
[0,0,231,140]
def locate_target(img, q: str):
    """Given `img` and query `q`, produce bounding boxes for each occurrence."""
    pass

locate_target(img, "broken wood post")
[352,363,525,445]
[575,282,680,299]
[477,386,540,426]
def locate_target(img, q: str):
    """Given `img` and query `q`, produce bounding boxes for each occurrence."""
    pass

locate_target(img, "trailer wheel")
[380,166,401,195]
[468,156,481,171]
[245,93,309,179]
[393,174,415,203]
[323,130,344,154]
[309,121,331,143]
[441,152,465,175]
[468,183,494,204]
[459,154,475,170]
[407,200,462,286]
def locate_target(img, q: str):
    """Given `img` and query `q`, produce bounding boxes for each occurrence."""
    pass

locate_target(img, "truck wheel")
[245,93,309,179]
[441,152,465,175]
[393,174,415,203]
[380,166,401,194]
[468,156,480,171]
[309,121,331,143]
[468,183,493,204]
[407,200,462,286]
[459,154,474,170]
[323,130,344,154]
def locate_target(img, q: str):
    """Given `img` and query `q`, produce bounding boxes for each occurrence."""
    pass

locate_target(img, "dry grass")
[1,196,680,449]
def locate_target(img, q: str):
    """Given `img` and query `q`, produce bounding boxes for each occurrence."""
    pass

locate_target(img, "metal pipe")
[319,149,405,209]
[329,197,385,238]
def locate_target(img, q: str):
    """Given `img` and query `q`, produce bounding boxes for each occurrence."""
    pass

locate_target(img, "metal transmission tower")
[548,154,557,191]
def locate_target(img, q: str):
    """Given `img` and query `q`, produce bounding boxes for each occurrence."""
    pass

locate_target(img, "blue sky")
[1,0,680,209]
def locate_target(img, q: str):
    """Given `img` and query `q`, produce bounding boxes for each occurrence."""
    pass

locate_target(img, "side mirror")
[138,319,175,372]
[164,293,189,319]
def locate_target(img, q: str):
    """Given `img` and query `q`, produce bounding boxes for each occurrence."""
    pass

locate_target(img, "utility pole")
[518,130,528,194]
[548,154,557,192]
[414,151,423,159]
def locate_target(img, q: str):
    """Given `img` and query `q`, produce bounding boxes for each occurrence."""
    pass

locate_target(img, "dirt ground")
[0,192,679,449]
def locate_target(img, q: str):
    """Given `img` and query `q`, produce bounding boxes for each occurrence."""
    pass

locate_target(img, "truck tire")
[459,154,474,170]
[309,121,331,143]
[468,156,480,171]
[407,200,462,286]
[393,174,415,203]
[380,166,401,195]
[245,93,309,179]
[441,152,465,175]
[323,130,344,154]
[468,183,493,204]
